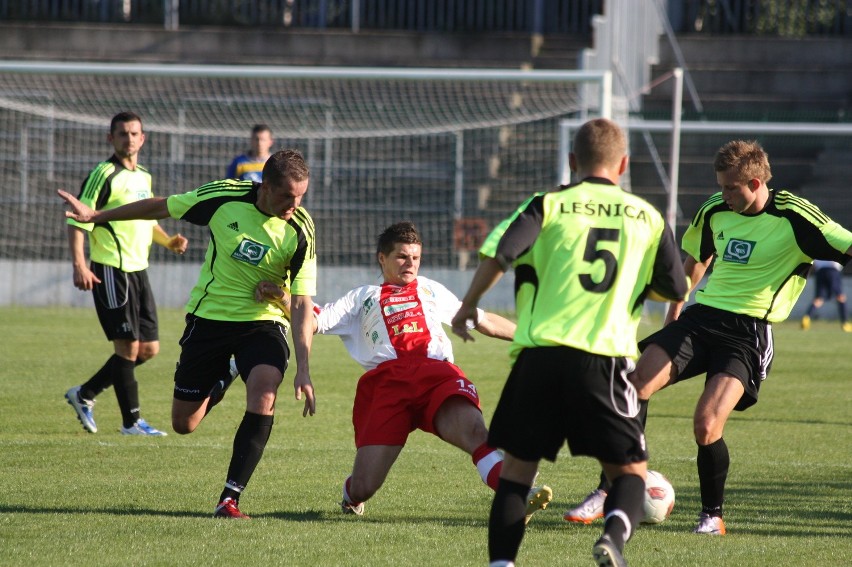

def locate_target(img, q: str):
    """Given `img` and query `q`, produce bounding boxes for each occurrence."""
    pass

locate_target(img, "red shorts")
[352,357,481,447]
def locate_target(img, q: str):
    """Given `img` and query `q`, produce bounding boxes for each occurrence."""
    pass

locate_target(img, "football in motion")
[642,470,675,524]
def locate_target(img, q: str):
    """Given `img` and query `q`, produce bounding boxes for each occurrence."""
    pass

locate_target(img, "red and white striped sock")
[472,443,503,491]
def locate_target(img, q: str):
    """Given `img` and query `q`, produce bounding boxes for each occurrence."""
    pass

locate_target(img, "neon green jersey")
[478,192,545,257]
[67,157,157,272]
[481,178,686,359]
[684,190,852,322]
[167,179,317,324]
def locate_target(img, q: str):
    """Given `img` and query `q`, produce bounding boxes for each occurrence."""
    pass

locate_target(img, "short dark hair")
[377,221,422,256]
[262,149,310,187]
[252,124,272,136]
[572,118,626,171]
[110,111,143,134]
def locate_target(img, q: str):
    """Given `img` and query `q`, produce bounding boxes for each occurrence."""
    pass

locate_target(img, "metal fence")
[0,0,603,34]
[0,1,848,35]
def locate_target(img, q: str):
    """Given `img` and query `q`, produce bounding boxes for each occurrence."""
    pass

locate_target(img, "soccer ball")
[642,470,675,524]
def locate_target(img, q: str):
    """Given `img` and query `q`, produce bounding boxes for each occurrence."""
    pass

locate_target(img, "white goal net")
[0,62,609,277]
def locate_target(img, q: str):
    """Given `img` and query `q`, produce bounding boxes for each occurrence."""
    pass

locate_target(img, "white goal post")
[0,61,611,308]
[560,117,852,232]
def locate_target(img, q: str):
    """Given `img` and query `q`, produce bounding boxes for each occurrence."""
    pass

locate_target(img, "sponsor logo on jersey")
[390,321,424,336]
[383,301,418,316]
[385,294,416,303]
[386,309,422,324]
[722,239,757,264]
[227,221,240,231]
[231,238,271,265]
[717,231,725,240]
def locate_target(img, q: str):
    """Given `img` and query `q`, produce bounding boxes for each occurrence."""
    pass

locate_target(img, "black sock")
[697,438,729,517]
[488,478,529,563]
[602,474,645,551]
[596,470,610,491]
[219,412,274,503]
[80,355,120,400]
[111,356,140,428]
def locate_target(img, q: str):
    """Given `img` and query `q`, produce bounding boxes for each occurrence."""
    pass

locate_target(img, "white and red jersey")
[315,276,482,371]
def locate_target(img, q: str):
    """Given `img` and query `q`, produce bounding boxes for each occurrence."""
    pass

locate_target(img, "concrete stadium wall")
[0,23,535,68]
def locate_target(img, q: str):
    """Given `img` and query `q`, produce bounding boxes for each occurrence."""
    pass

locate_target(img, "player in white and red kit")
[312,222,552,519]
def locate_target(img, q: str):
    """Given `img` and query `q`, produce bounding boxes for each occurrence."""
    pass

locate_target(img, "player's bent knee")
[172,418,197,435]
[693,421,722,445]
[348,477,380,503]
[633,346,674,395]
[171,405,204,435]
[138,347,159,361]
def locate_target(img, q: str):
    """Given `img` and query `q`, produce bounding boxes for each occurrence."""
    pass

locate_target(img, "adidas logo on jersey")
[227,222,239,231]
[717,231,725,240]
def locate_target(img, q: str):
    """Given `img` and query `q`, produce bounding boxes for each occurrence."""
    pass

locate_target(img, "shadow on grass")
[0,505,210,519]
[0,502,493,528]
[3,476,849,539]
[537,476,852,540]
[649,411,852,428]
[261,509,490,527]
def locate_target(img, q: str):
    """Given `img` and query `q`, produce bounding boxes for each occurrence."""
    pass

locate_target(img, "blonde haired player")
[567,139,852,538]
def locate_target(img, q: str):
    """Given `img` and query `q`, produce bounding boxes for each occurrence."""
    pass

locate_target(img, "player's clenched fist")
[255,280,291,318]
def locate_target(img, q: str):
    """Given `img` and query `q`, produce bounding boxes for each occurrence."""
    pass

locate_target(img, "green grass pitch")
[0,306,849,566]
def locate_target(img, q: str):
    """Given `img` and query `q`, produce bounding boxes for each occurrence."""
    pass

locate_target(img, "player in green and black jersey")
[571,139,852,538]
[64,111,188,437]
[642,140,851,535]
[59,149,317,520]
[452,118,688,567]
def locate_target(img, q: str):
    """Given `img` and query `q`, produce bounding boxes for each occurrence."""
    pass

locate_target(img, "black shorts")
[488,346,647,465]
[173,314,290,401]
[91,262,158,342]
[638,303,774,411]
[814,268,843,300]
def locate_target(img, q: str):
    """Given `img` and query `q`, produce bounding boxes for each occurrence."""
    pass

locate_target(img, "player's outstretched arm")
[474,311,516,341]
[452,257,506,342]
[645,225,689,304]
[290,294,316,417]
[152,224,188,255]
[664,255,712,325]
[58,189,170,222]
